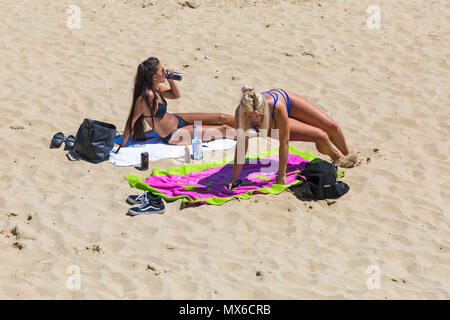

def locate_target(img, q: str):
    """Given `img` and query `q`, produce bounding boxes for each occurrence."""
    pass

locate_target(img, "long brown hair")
[125,57,160,141]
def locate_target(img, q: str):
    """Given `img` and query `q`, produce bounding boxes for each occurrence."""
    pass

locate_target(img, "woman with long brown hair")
[119,57,235,148]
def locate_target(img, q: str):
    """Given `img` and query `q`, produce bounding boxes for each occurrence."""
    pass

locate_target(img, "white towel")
[109,139,236,167]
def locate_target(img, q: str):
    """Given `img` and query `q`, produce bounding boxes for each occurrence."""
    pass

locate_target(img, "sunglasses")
[50,132,75,150]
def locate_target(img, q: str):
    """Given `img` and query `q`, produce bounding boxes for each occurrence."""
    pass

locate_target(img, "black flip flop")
[50,132,65,149]
[64,135,75,150]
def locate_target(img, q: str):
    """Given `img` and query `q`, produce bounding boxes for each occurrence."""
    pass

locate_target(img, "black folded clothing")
[296,160,350,200]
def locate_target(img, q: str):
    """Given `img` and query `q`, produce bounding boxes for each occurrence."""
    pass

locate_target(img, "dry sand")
[0,0,449,299]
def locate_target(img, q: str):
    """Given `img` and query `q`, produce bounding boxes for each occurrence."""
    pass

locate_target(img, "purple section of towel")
[141,153,309,201]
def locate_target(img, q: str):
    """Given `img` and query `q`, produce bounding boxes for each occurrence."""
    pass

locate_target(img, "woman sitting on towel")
[118,56,235,148]
[228,85,358,189]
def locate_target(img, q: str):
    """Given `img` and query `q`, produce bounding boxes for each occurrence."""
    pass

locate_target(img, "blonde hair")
[238,85,270,133]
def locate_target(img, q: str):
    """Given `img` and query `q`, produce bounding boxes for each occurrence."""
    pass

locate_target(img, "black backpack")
[296,160,349,200]
[73,119,116,163]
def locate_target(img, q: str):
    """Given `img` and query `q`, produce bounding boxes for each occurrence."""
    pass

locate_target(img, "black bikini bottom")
[161,115,188,144]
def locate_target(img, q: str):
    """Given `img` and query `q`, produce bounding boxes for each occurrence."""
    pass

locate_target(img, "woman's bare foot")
[334,152,359,168]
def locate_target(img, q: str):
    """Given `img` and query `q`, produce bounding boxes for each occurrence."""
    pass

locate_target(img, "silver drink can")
[165,71,182,81]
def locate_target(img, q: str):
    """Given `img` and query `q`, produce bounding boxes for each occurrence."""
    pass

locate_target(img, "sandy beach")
[0,0,449,299]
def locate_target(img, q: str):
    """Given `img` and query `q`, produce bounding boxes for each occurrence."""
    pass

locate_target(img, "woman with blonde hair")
[228,85,358,189]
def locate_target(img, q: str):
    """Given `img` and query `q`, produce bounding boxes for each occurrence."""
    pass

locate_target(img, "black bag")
[73,119,117,163]
[297,160,349,200]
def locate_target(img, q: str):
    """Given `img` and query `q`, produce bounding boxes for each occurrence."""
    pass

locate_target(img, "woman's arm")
[229,136,249,188]
[120,98,145,148]
[228,107,249,189]
[275,105,290,185]
[157,68,181,99]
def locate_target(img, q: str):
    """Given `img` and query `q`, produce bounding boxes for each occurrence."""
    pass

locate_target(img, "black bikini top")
[144,89,167,119]
[154,89,167,118]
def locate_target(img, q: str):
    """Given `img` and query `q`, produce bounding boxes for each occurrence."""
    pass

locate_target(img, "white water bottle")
[192,124,203,160]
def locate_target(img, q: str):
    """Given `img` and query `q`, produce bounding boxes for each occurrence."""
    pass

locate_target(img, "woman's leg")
[289,118,343,161]
[286,91,350,155]
[172,112,235,128]
[167,124,236,145]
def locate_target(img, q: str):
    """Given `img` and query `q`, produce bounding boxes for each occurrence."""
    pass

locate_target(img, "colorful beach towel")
[126,145,335,205]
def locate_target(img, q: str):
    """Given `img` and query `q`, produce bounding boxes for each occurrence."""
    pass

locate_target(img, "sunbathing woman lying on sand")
[118,57,235,147]
[228,85,358,189]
